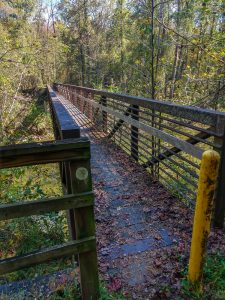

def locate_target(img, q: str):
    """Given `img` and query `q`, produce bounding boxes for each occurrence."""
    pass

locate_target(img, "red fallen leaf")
[108,277,122,292]
[154,259,162,267]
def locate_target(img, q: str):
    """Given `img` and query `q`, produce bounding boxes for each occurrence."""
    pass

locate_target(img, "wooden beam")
[47,85,80,138]
[0,237,96,275]
[0,192,94,221]
[102,96,108,133]
[0,138,90,169]
[69,159,100,299]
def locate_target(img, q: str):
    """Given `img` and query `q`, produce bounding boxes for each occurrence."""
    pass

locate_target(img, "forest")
[0,0,225,299]
[0,0,225,139]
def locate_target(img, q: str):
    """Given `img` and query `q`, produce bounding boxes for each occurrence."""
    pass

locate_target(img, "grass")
[181,254,225,299]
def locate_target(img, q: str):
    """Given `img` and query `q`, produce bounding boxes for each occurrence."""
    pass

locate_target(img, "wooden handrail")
[47,85,80,139]
[0,192,94,221]
[0,138,100,299]
[0,237,96,275]
[0,138,90,168]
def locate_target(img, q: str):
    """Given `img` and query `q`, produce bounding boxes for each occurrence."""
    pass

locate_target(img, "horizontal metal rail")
[55,83,225,127]
[60,91,204,159]
[54,83,225,224]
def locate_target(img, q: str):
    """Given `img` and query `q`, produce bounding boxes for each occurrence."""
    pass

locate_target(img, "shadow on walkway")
[58,95,194,299]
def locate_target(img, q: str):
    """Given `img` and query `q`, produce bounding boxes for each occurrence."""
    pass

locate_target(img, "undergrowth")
[181,254,225,299]
[0,93,122,299]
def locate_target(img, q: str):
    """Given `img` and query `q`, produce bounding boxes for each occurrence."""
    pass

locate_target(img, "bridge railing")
[54,83,225,227]
[47,85,80,240]
[0,138,100,300]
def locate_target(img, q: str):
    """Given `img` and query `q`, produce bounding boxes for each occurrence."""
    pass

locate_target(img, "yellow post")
[188,150,220,285]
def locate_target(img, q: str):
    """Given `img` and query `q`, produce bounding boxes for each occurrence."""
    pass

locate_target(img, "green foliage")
[181,254,225,299]
[0,97,67,284]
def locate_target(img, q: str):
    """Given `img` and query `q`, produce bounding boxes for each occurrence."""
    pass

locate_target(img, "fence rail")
[0,138,100,300]
[54,83,225,227]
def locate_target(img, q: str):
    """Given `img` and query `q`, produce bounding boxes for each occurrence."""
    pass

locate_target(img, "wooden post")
[131,104,139,161]
[102,96,107,132]
[61,128,81,241]
[69,157,100,300]
[214,128,225,228]
[188,150,220,286]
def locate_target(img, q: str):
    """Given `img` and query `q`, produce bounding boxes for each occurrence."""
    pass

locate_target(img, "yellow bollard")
[188,150,220,285]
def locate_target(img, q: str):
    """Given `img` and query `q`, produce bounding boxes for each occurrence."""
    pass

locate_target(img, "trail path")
[1,95,224,299]
[60,96,193,299]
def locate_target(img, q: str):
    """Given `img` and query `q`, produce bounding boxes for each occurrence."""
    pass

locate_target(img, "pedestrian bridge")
[0,83,224,299]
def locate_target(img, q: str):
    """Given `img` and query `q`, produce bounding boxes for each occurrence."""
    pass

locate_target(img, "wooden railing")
[47,85,80,240]
[0,138,100,300]
[54,83,225,227]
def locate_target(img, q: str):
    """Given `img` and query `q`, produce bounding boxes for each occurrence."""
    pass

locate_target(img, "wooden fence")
[47,85,80,240]
[54,83,225,228]
[0,138,100,300]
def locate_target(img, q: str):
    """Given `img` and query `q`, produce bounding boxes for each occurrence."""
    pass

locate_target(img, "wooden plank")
[0,237,96,275]
[143,131,211,168]
[0,138,90,169]
[69,159,100,299]
[60,132,80,242]
[0,192,94,221]
[47,85,80,138]
[48,85,83,242]
[77,94,204,159]
[56,84,225,127]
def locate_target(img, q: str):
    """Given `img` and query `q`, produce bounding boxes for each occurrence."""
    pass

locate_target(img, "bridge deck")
[56,93,194,297]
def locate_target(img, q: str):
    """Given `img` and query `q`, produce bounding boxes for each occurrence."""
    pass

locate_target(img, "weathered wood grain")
[69,159,100,299]
[47,85,80,138]
[0,192,94,221]
[0,237,96,275]
[0,138,90,169]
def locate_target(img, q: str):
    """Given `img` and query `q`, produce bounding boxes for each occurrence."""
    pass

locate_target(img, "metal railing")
[54,83,225,227]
